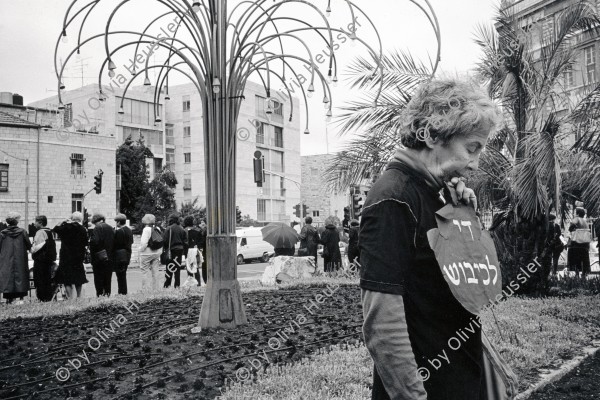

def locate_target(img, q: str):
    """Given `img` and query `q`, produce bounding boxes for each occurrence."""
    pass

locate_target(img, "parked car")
[236,227,274,265]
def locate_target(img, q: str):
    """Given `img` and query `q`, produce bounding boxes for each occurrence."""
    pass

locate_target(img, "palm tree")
[325,1,600,294]
[470,1,600,293]
[323,51,433,191]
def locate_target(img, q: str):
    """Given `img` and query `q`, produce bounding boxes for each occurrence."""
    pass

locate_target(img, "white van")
[236,227,274,264]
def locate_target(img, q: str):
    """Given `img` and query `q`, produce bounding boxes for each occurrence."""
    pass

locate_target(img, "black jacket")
[90,221,115,262]
[359,157,484,400]
[164,224,188,252]
[114,225,134,262]
[53,221,88,266]
[319,224,341,263]
[32,228,57,263]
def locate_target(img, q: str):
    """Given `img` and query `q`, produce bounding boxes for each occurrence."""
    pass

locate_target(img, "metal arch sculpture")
[54,0,441,330]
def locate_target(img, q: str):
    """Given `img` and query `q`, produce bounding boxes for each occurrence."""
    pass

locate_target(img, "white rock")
[261,256,317,285]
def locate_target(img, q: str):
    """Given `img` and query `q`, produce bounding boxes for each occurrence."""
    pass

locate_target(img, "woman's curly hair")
[399,79,501,149]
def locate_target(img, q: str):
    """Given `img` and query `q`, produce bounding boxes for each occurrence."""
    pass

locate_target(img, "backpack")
[147,227,164,250]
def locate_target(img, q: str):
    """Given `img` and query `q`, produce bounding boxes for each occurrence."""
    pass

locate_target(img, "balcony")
[166,136,175,145]
[151,144,164,156]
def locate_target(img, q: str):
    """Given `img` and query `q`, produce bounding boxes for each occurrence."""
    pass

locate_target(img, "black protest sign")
[426,204,501,315]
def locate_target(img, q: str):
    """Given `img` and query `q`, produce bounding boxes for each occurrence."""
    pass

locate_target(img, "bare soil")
[0,285,362,399]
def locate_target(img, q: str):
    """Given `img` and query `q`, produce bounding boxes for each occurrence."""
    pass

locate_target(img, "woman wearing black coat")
[319,223,342,273]
[53,212,89,299]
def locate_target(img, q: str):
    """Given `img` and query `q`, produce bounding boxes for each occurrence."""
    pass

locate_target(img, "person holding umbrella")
[261,222,300,257]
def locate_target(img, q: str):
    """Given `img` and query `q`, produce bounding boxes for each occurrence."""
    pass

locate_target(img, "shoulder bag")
[160,229,172,265]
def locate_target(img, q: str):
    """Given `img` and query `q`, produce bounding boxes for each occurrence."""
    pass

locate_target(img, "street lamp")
[55,0,440,330]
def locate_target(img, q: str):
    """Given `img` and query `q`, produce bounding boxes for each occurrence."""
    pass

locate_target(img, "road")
[74,260,271,298]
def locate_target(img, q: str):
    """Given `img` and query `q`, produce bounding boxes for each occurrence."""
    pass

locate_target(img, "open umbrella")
[261,222,300,249]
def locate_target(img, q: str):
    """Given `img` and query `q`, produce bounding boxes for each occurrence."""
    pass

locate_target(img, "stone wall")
[0,126,116,228]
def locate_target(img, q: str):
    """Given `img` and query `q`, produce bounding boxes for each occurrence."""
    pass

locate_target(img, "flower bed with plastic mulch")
[0,280,361,400]
[219,295,600,400]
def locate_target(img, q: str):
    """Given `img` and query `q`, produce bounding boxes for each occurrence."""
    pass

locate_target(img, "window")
[0,164,8,192]
[48,196,53,203]
[154,158,163,173]
[184,173,191,190]
[256,122,265,144]
[184,152,191,163]
[72,193,83,213]
[271,150,284,172]
[274,126,283,148]
[257,199,267,221]
[313,210,320,217]
[70,154,85,177]
[273,100,283,117]
[279,177,286,197]
[166,124,174,145]
[563,65,574,88]
[262,173,271,196]
[166,149,175,170]
[184,125,191,137]
[64,103,73,127]
[183,99,191,112]
[272,200,286,221]
[541,19,553,43]
[584,46,596,83]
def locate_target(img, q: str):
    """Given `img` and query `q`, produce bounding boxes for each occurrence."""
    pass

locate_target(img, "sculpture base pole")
[197,236,247,330]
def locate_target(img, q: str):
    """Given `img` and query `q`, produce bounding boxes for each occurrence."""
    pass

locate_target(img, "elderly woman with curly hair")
[0,212,32,304]
[359,79,501,399]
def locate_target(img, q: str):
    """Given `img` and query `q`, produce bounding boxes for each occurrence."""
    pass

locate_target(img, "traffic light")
[302,204,309,218]
[293,203,301,218]
[353,192,365,218]
[236,206,242,224]
[253,151,265,187]
[93,170,103,194]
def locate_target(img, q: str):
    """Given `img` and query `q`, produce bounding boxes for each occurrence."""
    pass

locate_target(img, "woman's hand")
[447,177,478,211]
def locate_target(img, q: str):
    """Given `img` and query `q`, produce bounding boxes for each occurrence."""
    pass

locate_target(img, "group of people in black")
[545,207,599,277]
[297,215,361,273]
[0,209,210,304]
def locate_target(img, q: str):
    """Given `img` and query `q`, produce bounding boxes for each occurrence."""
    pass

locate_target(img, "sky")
[0,0,500,156]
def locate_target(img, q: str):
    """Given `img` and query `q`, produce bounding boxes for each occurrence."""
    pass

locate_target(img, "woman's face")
[426,125,491,180]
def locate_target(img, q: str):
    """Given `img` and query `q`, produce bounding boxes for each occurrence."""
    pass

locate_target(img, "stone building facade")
[0,101,116,229]
[300,154,348,227]
[164,80,301,223]
[28,79,302,225]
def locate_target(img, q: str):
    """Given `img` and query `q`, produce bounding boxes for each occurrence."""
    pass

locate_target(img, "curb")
[515,343,600,400]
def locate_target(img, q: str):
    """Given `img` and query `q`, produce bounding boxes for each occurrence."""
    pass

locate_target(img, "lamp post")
[55,0,439,330]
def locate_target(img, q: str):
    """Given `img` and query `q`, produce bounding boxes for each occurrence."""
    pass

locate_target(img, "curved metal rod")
[344,1,384,102]
[97,38,205,99]
[103,0,205,71]
[56,32,205,105]
[236,34,317,96]
[61,0,86,34]
[408,0,441,76]
[54,0,99,80]
[233,31,317,88]
[118,64,200,119]
[153,60,189,109]
[250,52,332,117]
[242,54,323,134]
[237,0,333,85]
[250,26,384,103]
[234,17,339,84]
[132,10,178,75]
[228,1,286,79]
[76,0,100,55]
[143,35,207,82]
